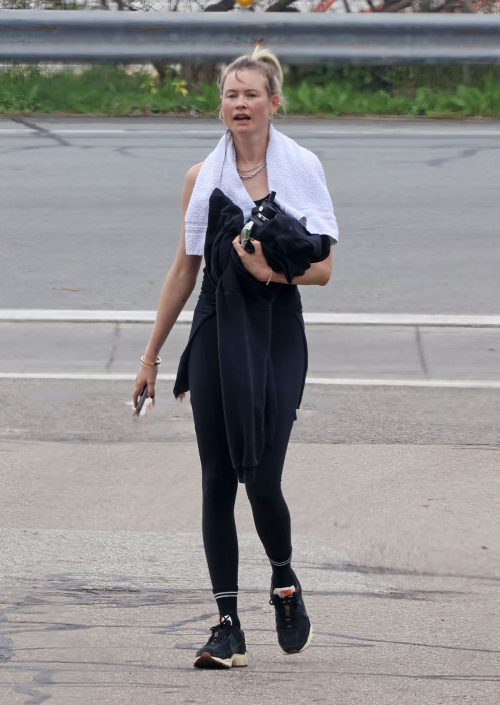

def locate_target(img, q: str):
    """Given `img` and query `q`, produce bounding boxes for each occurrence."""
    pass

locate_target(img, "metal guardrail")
[0,11,500,65]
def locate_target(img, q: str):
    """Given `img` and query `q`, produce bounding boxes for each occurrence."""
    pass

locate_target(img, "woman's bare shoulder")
[185,161,204,186]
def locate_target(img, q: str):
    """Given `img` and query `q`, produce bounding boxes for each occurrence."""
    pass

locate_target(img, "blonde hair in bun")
[217,45,287,116]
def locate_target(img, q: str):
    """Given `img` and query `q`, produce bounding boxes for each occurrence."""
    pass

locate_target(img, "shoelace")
[206,619,233,645]
[269,594,299,629]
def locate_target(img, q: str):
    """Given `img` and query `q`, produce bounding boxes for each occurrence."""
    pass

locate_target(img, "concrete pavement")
[0,436,498,704]
[1,320,499,382]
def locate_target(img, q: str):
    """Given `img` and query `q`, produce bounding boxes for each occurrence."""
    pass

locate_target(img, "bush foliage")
[1,65,499,118]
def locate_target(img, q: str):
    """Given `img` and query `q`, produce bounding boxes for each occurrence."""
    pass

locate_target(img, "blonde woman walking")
[133,46,338,669]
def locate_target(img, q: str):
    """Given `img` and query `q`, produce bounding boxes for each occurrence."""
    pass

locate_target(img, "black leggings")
[187,310,306,596]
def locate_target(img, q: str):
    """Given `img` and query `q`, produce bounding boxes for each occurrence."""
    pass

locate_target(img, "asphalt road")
[1,116,499,704]
[1,115,499,313]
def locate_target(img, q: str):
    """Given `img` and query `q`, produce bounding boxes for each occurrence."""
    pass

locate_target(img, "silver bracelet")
[265,268,273,286]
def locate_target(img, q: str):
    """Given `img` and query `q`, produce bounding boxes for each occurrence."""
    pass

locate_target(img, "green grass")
[285,79,500,118]
[1,65,500,118]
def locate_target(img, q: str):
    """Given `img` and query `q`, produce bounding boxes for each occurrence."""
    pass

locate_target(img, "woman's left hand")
[232,234,270,283]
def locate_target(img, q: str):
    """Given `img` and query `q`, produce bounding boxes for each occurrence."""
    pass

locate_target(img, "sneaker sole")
[193,651,248,669]
[278,622,314,655]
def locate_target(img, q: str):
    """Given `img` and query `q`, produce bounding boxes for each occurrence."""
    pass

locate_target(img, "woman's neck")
[231,124,270,169]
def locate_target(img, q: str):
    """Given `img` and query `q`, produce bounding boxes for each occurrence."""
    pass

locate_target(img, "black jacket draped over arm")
[173,188,331,483]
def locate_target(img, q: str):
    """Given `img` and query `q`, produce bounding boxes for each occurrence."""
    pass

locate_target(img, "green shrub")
[1,64,499,118]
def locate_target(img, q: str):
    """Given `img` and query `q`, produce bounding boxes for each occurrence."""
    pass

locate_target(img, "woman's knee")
[202,466,238,508]
[245,480,282,512]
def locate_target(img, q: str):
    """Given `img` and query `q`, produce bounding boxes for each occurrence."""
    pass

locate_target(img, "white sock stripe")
[214,591,238,598]
[269,555,292,567]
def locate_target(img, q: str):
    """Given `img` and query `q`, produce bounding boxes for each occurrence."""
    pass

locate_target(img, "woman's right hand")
[133,363,158,412]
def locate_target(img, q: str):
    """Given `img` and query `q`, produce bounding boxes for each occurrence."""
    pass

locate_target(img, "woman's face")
[220,68,279,132]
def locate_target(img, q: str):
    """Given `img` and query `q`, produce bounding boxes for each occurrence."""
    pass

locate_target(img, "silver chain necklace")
[237,160,266,180]
[237,159,266,172]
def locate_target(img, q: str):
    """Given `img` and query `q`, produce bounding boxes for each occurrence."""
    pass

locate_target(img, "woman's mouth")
[234,115,251,123]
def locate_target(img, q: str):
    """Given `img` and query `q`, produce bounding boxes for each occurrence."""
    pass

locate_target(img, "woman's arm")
[288,248,332,286]
[232,236,333,287]
[143,162,204,362]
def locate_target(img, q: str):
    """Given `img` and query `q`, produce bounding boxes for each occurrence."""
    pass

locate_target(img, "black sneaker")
[193,615,248,669]
[269,578,313,655]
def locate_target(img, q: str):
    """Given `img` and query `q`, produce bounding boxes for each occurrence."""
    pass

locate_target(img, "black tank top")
[254,194,270,206]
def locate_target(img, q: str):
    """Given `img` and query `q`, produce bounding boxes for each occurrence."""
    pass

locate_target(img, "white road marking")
[304,377,500,389]
[0,129,223,135]
[1,372,499,389]
[1,309,499,327]
[303,313,500,327]
[1,128,499,137]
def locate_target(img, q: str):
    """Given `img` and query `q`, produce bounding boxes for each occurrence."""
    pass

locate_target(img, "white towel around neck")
[184,123,339,256]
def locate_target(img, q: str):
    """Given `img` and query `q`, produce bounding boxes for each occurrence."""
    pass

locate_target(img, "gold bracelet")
[141,355,161,367]
[265,268,273,286]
